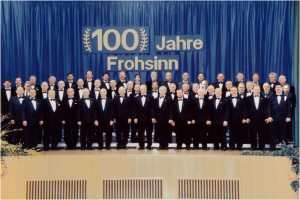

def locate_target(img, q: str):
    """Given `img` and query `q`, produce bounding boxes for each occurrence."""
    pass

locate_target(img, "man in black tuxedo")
[77,89,96,150]
[12,77,22,93]
[94,88,114,150]
[212,73,227,96]
[1,80,16,115]
[161,71,178,93]
[268,72,280,92]
[147,80,159,143]
[146,71,161,91]
[65,72,77,90]
[61,88,78,150]
[245,85,270,150]
[133,85,154,150]
[116,71,128,90]
[237,82,246,99]
[211,88,229,150]
[29,75,41,92]
[75,79,85,99]
[152,86,174,150]
[173,89,192,150]
[268,85,291,150]
[100,72,110,90]
[261,82,274,144]
[191,88,212,150]
[90,79,101,100]
[233,72,245,87]
[56,81,67,103]
[40,90,62,150]
[113,86,132,149]
[126,81,137,142]
[9,87,27,145]
[48,76,58,91]
[283,84,296,143]
[228,87,246,150]
[178,72,193,89]
[107,80,118,99]
[83,70,94,91]
[21,89,42,149]
[37,82,49,100]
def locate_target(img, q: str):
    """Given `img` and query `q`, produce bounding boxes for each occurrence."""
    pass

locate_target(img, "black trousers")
[229,122,244,149]
[131,123,138,142]
[23,125,39,149]
[80,123,95,149]
[156,122,171,149]
[270,121,287,150]
[96,125,112,148]
[137,121,152,148]
[194,122,208,149]
[8,122,23,145]
[115,121,129,148]
[43,122,60,150]
[64,123,78,149]
[212,124,227,149]
[249,121,265,150]
[175,122,190,148]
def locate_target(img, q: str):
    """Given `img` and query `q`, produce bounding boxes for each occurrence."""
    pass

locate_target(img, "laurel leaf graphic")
[139,27,148,52]
[83,28,92,52]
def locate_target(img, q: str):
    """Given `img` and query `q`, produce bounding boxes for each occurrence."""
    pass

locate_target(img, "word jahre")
[155,35,204,51]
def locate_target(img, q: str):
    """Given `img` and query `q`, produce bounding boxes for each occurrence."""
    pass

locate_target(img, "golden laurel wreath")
[83,28,92,52]
[139,28,148,52]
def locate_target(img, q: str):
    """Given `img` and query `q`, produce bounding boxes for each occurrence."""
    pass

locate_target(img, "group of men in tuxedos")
[1,70,296,151]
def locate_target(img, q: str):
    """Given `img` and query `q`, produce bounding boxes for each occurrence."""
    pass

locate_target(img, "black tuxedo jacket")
[48,84,58,91]
[90,89,101,100]
[245,95,270,122]
[100,80,110,90]
[64,81,77,90]
[84,79,95,91]
[212,81,227,96]
[173,98,192,124]
[77,98,96,124]
[211,97,229,125]
[191,97,212,124]
[116,80,127,90]
[107,89,118,99]
[61,97,79,124]
[228,96,246,123]
[41,98,62,125]
[113,96,132,121]
[269,95,291,122]
[74,87,85,99]
[9,96,28,122]
[1,88,16,115]
[56,89,68,103]
[152,96,173,123]
[94,98,114,124]
[133,95,154,123]
[21,98,42,126]
[37,91,49,100]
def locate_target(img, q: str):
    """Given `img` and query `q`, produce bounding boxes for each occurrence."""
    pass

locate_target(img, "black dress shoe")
[175,147,182,150]
[237,147,243,151]
[221,147,227,151]
[105,147,111,150]
[146,146,152,150]
[98,147,103,150]
[43,148,49,151]
[138,147,145,150]
[202,147,208,150]
[80,148,86,150]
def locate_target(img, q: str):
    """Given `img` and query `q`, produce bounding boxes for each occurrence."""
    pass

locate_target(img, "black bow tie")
[30,98,36,101]
[68,98,74,100]
[216,98,221,100]
[43,92,47,93]
[152,91,157,93]
[184,92,189,95]
[18,96,24,99]
[50,99,55,101]
[232,97,237,99]
[254,95,259,97]
[79,88,83,90]
[160,96,164,99]
[127,90,132,92]
[87,80,92,82]
[277,95,282,97]
[178,99,183,101]
[101,98,106,100]
[199,98,204,100]
[59,89,63,91]
[5,89,11,91]
[84,98,90,100]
